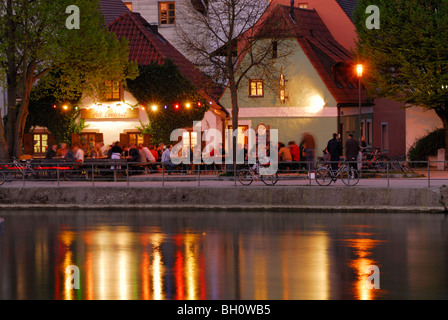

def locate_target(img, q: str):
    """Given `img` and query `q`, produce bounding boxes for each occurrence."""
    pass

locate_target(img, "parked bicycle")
[237,162,278,186]
[315,161,360,186]
[362,147,390,172]
[389,155,414,173]
[0,157,38,183]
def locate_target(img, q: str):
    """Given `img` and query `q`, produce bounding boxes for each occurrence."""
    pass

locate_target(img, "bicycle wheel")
[341,167,360,186]
[0,171,5,186]
[237,169,254,186]
[315,167,332,186]
[261,173,278,186]
[401,163,414,173]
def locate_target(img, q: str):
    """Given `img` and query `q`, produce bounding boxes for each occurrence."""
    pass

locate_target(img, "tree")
[176,0,293,164]
[0,0,138,160]
[26,73,86,145]
[127,60,209,145]
[354,0,448,157]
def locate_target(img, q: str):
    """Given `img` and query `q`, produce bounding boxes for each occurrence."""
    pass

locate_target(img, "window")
[33,134,48,154]
[381,122,389,153]
[124,2,132,11]
[361,119,372,146]
[128,132,144,146]
[249,80,264,97]
[299,3,308,8]
[80,133,97,152]
[104,81,121,101]
[182,131,198,150]
[159,2,176,25]
[272,41,278,59]
[280,71,286,103]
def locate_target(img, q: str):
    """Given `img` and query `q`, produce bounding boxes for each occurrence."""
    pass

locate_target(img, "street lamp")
[356,64,363,143]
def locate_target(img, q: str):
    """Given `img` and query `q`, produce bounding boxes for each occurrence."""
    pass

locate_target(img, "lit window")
[280,71,286,103]
[249,80,264,97]
[104,81,121,101]
[182,131,198,151]
[299,3,308,8]
[34,134,48,154]
[159,2,176,25]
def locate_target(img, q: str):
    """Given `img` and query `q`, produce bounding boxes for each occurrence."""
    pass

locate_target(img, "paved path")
[3,169,448,188]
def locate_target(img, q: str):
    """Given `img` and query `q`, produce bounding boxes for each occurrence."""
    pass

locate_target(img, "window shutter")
[95,133,104,143]
[120,133,129,146]
[143,134,151,147]
[72,133,80,148]
[48,134,56,149]
[23,134,34,155]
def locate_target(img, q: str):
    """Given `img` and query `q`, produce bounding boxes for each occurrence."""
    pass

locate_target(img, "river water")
[0,210,447,300]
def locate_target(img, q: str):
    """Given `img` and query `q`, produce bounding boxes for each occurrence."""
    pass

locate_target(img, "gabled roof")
[99,0,130,26]
[255,5,367,105]
[335,0,359,21]
[108,11,227,116]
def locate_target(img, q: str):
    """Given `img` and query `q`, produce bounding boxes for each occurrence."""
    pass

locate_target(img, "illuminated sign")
[81,107,139,120]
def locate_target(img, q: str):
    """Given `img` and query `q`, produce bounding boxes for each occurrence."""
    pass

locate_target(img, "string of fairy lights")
[52,101,213,112]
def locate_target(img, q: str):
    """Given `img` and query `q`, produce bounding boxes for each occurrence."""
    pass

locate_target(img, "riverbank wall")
[0,186,447,213]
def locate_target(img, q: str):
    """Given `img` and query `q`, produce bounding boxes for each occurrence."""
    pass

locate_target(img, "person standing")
[345,133,360,176]
[299,132,316,173]
[326,133,342,173]
[162,144,176,173]
[110,141,122,169]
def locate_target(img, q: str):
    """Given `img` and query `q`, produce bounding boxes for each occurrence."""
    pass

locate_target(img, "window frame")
[159,1,176,25]
[381,122,389,153]
[33,133,48,154]
[249,79,264,98]
[104,81,122,101]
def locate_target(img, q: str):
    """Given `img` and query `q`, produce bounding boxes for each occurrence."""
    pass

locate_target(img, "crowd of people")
[42,131,365,175]
[44,141,169,172]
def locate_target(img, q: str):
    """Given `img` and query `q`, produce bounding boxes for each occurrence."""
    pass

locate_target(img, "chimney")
[290,0,295,21]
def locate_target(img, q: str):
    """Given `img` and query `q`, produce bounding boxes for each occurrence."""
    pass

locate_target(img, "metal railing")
[0,158,447,188]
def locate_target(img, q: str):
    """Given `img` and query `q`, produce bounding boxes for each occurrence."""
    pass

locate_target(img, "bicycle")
[315,161,360,186]
[0,157,37,183]
[390,155,414,173]
[237,162,278,186]
[362,147,389,172]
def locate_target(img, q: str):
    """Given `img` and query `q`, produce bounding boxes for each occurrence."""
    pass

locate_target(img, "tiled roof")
[108,12,226,115]
[99,0,130,26]
[259,5,367,105]
[335,0,359,21]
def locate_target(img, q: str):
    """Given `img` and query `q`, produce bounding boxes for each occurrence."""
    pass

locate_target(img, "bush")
[407,128,445,162]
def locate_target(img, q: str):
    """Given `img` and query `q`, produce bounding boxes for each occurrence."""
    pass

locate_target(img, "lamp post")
[356,64,363,143]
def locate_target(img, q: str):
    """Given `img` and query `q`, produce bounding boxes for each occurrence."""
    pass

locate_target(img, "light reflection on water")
[0,211,447,300]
